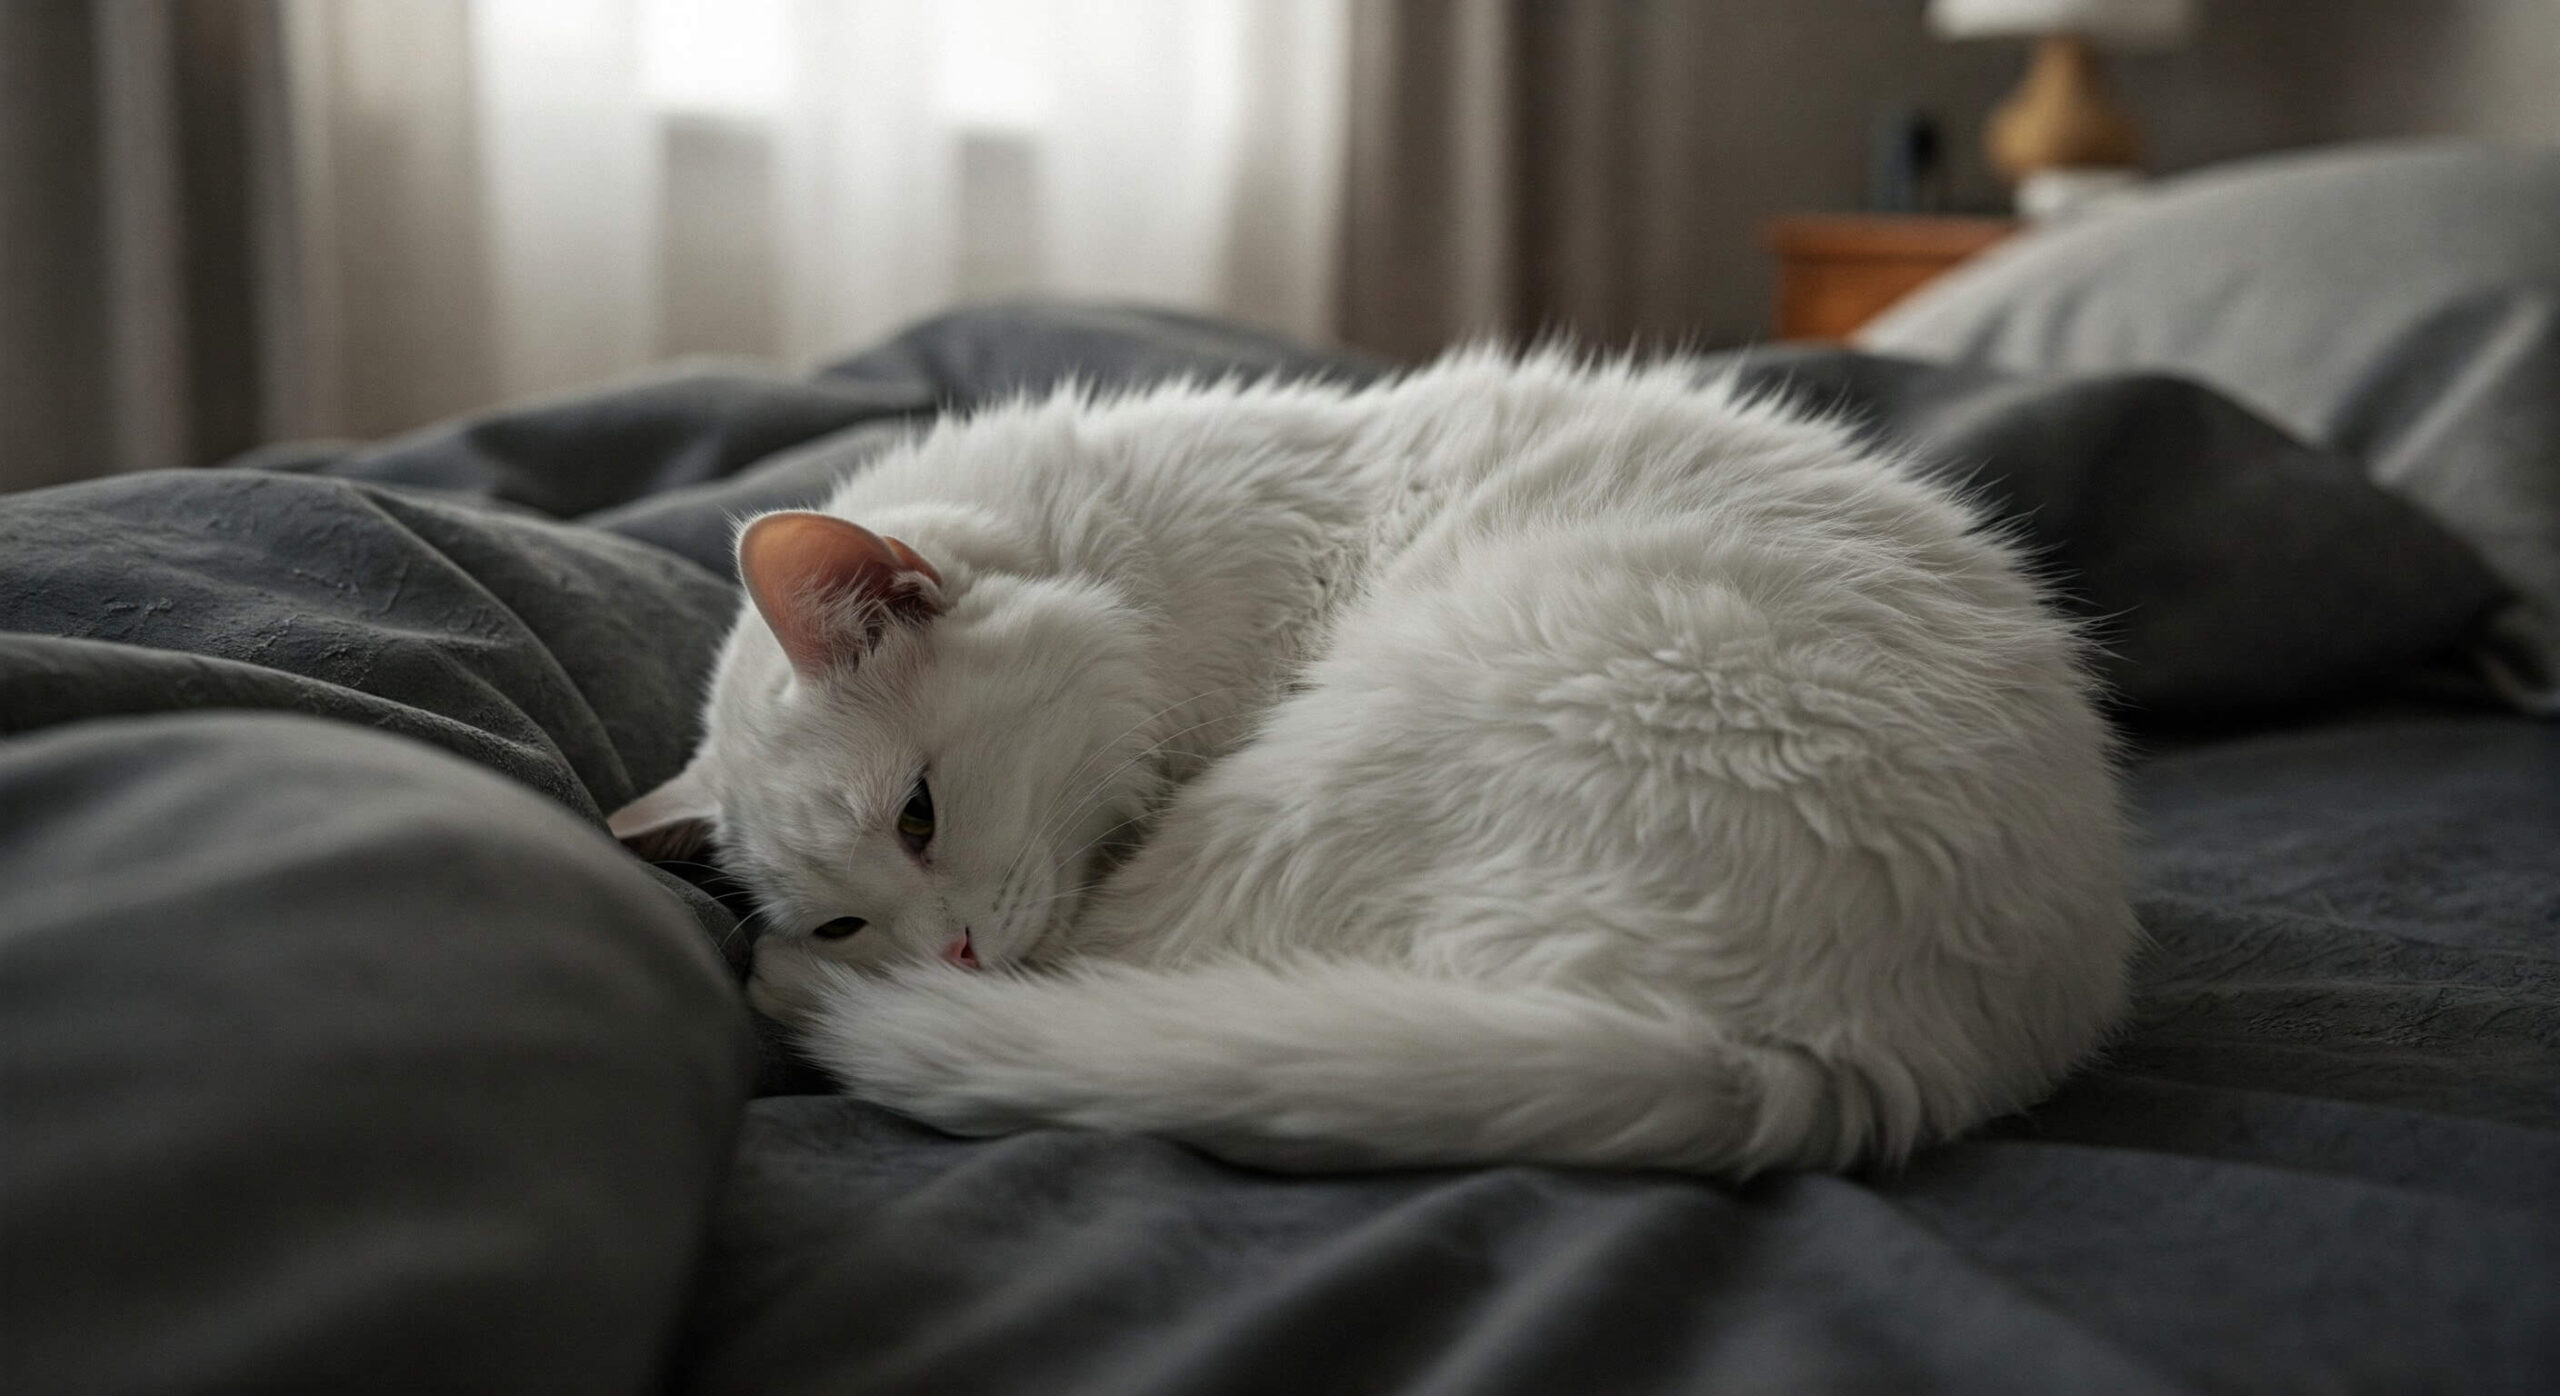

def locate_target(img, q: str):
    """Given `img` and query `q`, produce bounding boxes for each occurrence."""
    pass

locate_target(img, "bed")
[3,143,2554,1393]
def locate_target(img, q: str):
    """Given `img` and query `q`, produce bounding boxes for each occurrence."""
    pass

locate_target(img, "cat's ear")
[737,512,945,677]
[609,762,719,863]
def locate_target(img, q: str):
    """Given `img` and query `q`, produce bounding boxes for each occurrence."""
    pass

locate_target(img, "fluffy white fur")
[615,350,2137,1175]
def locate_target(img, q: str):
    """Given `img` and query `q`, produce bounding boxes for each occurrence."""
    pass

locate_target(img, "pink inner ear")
[738,512,943,677]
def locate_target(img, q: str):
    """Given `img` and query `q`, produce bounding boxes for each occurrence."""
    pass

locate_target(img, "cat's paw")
[744,938,836,1022]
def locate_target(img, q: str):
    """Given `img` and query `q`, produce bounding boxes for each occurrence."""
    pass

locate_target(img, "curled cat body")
[612,349,2138,1175]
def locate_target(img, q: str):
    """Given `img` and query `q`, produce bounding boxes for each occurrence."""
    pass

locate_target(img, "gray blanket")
[2,306,2551,1392]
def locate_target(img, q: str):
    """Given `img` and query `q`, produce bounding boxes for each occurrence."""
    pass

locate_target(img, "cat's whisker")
[1013,880,1110,947]
[989,687,1226,909]
[1009,888,1095,924]
[1021,687,1231,842]
[991,711,1235,932]
[1051,685,1236,811]
[1048,809,1159,881]
[1031,708,1240,860]
[1000,686,1242,895]
[994,689,1246,910]
[1018,871,1110,909]
[716,902,779,959]
[645,857,735,880]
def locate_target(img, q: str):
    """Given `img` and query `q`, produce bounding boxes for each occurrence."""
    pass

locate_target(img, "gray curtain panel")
[0,0,297,491]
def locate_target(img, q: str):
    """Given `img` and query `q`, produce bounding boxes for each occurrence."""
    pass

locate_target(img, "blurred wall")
[2125,0,2560,170]
[1339,0,2560,361]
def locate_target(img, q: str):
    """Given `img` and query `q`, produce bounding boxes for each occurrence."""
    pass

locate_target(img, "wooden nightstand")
[1766,215,2019,341]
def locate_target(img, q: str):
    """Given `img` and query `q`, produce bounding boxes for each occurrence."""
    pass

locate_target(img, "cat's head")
[610,511,1161,1015]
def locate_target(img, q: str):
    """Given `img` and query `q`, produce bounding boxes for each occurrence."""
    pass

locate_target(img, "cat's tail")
[799,957,1916,1174]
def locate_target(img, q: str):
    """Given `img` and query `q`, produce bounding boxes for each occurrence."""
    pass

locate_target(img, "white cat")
[612,350,2136,1175]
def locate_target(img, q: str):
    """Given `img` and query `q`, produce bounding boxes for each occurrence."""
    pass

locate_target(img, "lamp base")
[1986,34,2143,184]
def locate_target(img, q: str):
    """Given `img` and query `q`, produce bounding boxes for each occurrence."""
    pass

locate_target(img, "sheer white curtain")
[276,0,1347,440]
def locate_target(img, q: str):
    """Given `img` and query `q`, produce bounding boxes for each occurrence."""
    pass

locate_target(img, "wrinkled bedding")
[2,305,2553,1393]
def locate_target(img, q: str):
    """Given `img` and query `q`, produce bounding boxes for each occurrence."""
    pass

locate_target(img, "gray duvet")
[2,306,2552,1393]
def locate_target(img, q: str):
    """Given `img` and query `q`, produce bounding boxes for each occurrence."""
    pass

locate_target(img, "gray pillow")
[0,714,755,1391]
[1860,142,2560,615]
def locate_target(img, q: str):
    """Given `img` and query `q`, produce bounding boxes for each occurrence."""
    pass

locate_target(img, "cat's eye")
[897,776,935,855]
[813,916,866,940]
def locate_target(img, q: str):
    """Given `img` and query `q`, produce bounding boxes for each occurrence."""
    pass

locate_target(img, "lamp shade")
[1928,0,2195,48]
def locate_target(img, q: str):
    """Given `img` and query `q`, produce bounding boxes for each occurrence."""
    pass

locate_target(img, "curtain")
[19,0,2533,491]
[1,0,1346,486]
[1335,0,2030,362]
[1337,0,1819,363]
[290,0,1349,439]
[2,0,292,488]
[1332,1,2078,361]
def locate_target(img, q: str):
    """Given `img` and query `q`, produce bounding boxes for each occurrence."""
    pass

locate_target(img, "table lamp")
[1930,0,2195,217]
